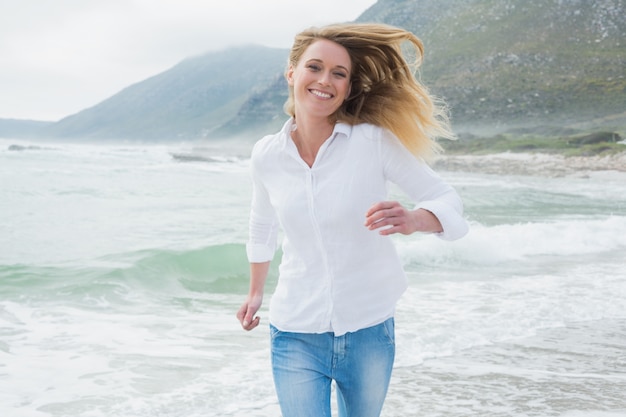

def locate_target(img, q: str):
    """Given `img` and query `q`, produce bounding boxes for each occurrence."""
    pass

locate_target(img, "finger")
[237,304,251,326]
[243,316,260,331]
[380,216,413,235]
[365,208,393,227]
[243,306,259,327]
[365,201,397,217]
[378,225,402,236]
[367,209,405,229]
[367,216,390,230]
[365,202,403,221]
[236,305,246,322]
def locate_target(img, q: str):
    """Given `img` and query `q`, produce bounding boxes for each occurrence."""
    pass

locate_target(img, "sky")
[0,0,377,121]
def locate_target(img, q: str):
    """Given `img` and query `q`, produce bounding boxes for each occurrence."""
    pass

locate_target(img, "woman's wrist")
[412,208,443,234]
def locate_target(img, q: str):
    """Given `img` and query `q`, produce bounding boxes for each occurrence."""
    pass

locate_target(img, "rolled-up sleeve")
[381,130,469,241]
[415,198,469,241]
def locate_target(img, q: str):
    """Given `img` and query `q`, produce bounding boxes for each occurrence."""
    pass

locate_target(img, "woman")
[236,23,469,417]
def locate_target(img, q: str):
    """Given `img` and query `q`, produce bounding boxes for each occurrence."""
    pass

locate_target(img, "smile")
[310,89,332,99]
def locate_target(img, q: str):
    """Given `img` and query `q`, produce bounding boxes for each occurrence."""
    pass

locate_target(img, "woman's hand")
[365,201,443,235]
[237,262,269,331]
[236,293,263,331]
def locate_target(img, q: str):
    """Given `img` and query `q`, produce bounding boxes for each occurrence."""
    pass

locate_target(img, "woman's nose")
[318,71,331,86]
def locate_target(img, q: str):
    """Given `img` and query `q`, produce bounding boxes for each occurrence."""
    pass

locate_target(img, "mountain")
[4,0,625,141]
[0,119,53,138]
[356,0,626,131]
[45,45,288,141]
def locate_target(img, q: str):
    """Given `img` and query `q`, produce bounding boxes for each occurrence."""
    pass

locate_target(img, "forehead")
[301,39,352,70]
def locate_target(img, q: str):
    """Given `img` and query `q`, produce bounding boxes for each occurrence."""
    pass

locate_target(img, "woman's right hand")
[236,294,263,331]
[237,262,270,331]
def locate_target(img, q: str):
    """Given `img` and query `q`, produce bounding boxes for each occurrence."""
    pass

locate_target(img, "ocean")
[1,138,625,417]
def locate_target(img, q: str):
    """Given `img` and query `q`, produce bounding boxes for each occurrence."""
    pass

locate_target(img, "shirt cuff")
[246,243,276,263]
[415,200,469,241]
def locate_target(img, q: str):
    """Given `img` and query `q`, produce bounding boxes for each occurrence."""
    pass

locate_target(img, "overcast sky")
[0,0,377,121]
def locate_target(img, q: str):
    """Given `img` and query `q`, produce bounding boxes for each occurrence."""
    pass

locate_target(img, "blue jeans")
[270,318,395,417]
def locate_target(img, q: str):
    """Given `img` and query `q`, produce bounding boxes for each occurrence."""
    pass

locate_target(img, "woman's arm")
[378,129,469,240]
[236,261,270,331]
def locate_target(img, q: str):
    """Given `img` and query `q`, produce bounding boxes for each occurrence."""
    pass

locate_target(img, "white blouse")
[246,119,468,336]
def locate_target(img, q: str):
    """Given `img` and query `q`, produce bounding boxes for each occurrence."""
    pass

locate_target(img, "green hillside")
[358,0,626,130]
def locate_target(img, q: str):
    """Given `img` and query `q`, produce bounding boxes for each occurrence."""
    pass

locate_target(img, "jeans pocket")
[269,324,282,340]
[381,317,395,345]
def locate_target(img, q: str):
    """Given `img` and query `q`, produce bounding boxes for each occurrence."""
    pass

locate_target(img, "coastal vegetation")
[442,129,626,157]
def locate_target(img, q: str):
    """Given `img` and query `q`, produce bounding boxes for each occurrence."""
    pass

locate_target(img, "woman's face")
[287,39,352,120]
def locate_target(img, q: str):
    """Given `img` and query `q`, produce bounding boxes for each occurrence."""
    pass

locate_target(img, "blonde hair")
[284,23,454,158]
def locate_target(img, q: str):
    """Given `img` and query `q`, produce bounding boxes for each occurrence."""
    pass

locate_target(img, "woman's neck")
[291,116,335,167]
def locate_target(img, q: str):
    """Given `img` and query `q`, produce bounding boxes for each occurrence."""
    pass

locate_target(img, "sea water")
[1,138,625,417]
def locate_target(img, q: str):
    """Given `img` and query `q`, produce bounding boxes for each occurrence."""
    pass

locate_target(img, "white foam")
[396,215,626,267]
[559,411,626,417]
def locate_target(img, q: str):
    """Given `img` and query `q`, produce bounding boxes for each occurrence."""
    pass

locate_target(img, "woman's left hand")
[364,201,443,236]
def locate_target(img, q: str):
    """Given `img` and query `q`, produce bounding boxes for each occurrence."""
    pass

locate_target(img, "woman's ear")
[286,65,295,86]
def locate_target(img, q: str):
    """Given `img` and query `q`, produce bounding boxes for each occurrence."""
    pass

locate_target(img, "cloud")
[0,0,376,121]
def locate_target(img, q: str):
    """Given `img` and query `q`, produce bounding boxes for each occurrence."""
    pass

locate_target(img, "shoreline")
[388,318,626,416]
[433,151,626,178]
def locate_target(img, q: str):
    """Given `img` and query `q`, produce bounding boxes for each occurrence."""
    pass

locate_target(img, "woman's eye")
[307,64,321,71]
[333,72,347,78]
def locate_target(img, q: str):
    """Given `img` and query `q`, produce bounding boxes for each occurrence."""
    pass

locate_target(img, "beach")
[387,318,626,417]
[1,140,625,416]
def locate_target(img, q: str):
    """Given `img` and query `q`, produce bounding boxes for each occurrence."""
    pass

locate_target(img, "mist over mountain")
[0,119,53,138]
[2,0,624,141]
[45,45,287,141]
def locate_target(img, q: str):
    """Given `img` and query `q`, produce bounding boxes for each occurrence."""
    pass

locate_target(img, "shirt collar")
[280,118,353,146]
[334,121,352,139]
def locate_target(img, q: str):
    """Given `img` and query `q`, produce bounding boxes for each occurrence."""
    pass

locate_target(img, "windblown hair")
[284,23,454,158]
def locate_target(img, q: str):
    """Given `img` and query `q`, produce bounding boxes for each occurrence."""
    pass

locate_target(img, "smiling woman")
[236,22,469,417]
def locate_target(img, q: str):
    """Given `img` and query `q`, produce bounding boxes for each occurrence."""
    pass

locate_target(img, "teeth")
[311,89,331,99]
